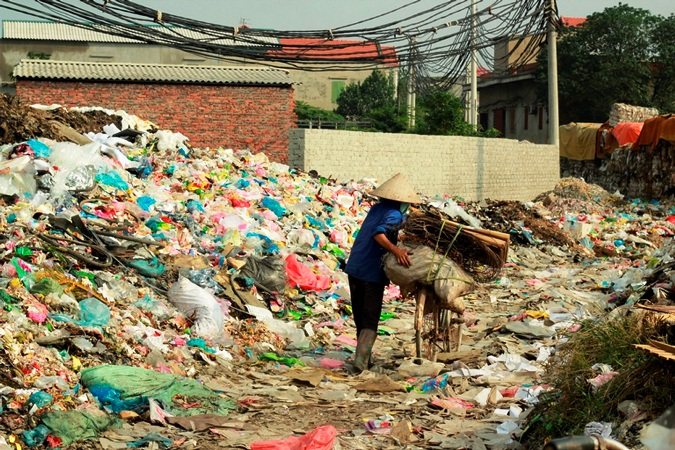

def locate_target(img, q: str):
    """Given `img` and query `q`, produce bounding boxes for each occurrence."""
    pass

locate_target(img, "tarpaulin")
[559,123,601,160]
[612,122,643,147]
[633,115,675,150]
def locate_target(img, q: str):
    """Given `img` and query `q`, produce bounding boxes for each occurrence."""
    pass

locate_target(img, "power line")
[1,0,554,88]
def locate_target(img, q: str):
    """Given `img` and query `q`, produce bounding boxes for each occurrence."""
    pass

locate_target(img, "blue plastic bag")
[50,298,110,327]
[137,196,157,212]
[95,170,129,190]
[262,196,286,218]
[27,139,51,158]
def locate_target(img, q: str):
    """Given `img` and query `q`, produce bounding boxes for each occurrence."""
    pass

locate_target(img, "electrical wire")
[2,0,556,88]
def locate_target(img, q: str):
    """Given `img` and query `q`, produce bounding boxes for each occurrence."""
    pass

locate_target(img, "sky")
[1,1,673,30]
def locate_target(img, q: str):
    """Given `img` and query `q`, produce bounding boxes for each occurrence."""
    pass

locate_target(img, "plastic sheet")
[49,297,110,328]
[250,424,338,450]
[0,155,37,197]
[285,254,331,292]
[239,256,287,293]
[80,364,236,416]
[39,410,120,447]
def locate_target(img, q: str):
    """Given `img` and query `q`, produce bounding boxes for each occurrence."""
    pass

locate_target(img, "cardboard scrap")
[353,374,407,393]
[389,420,413,444]
[287,368,326,387]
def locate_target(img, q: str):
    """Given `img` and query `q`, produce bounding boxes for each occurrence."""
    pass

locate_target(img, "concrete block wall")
[16,80,296,163]
[289,129,559,202]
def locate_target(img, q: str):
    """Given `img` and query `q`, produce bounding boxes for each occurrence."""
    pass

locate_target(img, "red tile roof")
[269,38,398,67]
[561,17,587,27]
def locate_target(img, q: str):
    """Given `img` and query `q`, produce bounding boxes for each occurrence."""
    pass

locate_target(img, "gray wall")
[289,129,559,202]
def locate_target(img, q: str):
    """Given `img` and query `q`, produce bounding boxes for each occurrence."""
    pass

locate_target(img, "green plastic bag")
[30,277,64,296]
[41,411,120,447]
[80,365,236,417]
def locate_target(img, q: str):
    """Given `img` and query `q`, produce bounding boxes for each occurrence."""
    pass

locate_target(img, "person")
[344,173,422,373]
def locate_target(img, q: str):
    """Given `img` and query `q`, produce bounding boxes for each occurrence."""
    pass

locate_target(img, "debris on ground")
[0,95,674,449]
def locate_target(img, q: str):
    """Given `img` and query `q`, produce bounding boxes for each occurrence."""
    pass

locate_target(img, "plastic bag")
[154,129,189,151]
[80,364,236,417]
[167,277,224,338]
[383,243,473,300]
[246,305,310,350]
[383,243,437,291]
[239,256,287,293]
[262,196,286,218]
[285,254,331,292]
[250,424,338,450]
[0,155,37,197]
[432,261,473,303]
[49,297,110,327]
[39,410,120,447]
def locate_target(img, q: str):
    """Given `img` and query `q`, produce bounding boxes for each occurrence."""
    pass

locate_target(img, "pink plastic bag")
[250,424,337,450]
[285,254,331,292]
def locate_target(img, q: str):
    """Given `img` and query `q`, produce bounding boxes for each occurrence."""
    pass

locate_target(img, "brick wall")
[289,129,559,202]
[16,80,296,163]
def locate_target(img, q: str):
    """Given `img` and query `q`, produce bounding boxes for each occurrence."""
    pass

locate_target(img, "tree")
[651,15,675,113]
[334,70,402,129]
[415,90,467,135]
[536,5,661,123]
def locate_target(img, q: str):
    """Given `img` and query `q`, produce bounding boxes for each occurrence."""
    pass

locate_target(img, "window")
[538,106,544,130]
[523,106,529,131]
[331,80,346,104]
[479,112,489,131]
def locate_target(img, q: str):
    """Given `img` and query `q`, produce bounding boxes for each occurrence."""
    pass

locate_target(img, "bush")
[294,101,345,122]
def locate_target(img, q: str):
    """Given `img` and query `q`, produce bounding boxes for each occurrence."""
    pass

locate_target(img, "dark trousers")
[348,275,385,337]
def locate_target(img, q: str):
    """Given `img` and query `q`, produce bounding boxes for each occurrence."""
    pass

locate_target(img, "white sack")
[168,277,224,338]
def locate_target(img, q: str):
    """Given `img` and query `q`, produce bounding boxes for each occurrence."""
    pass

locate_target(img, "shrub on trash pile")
[522,314,675,448]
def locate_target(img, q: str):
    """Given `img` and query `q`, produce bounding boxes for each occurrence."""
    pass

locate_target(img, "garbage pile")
[1,95,675,448]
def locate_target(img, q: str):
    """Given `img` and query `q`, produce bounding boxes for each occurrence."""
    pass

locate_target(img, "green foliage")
[651,15,675,113]
[415,90,466,135]
[536,5,665,123]
[294,101,345,122]
[415,89,499,137]
[334,70,404,132]
[27,52,50,60]
[335,82,365,118]
[366,106,408,133]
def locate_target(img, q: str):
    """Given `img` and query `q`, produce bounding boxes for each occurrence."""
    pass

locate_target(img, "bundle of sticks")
[402,207,510,282]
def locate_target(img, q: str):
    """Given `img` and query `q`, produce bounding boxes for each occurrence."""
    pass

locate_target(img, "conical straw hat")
[369,173,422,204]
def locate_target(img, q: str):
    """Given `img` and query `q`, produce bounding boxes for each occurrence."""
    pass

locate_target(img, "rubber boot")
[353,329,377,374]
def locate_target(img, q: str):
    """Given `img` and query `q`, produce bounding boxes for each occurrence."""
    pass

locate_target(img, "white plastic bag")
[383,243,474,301]
[383,243,436,292]
[246,304,310,349]
[432,259,474,302]
[0,156,37,197]
[167,277,224,338]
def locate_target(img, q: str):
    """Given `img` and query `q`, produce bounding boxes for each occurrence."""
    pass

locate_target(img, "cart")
[413,284,465,360]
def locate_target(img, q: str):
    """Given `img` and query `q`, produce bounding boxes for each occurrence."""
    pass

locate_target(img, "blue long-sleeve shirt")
[345,200,404,284]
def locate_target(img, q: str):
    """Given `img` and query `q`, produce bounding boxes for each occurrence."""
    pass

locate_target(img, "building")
[13,59,296,162]
[0,21,398,111]
[269,38,399,111]
[463,17,586,144]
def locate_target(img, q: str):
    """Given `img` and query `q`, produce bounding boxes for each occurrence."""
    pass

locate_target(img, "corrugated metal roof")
[13,60,294,86]
[2,21,279,47]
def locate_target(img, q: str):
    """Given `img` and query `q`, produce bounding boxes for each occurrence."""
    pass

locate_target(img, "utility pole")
[407,36,416,129]
[547,0,559,146]
[469,0,478,128]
